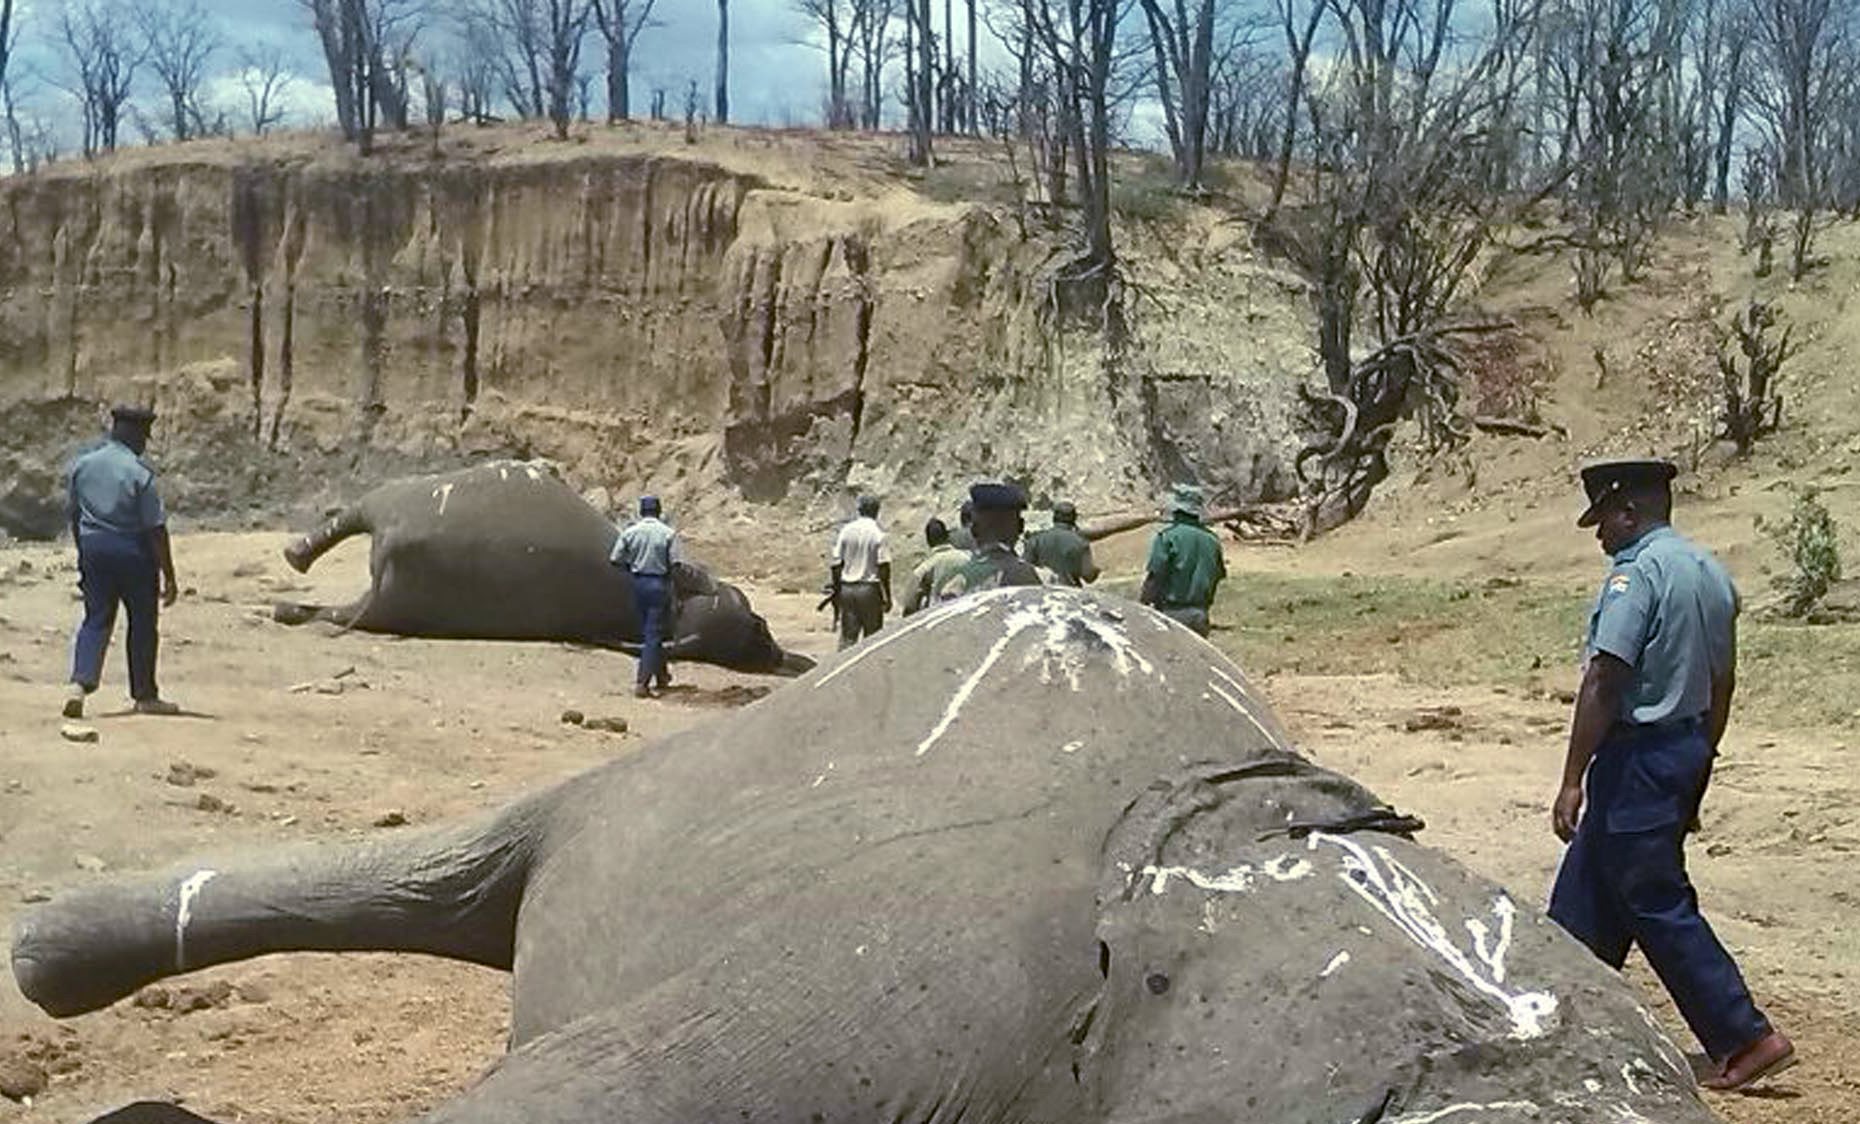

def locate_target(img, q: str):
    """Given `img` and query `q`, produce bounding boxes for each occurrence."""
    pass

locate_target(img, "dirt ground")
[0,517,1855,1123]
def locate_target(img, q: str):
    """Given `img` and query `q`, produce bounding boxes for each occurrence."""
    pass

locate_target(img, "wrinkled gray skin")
[271,461,812,676]
[13,588,1714,1124]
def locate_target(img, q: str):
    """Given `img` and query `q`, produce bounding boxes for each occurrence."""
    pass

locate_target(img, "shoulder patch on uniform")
[1608,573,1632,594]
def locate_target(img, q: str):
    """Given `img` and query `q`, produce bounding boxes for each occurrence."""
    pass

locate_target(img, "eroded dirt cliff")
[0,125,1314,539]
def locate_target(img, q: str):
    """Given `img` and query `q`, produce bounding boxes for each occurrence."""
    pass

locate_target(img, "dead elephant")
[13,588,1715,1123]
[271,461,812,675]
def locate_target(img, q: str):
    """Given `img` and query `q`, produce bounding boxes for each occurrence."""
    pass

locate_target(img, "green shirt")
[1022,524,1098,587]
[904,543,969,614]
[1145,518,1225,609]
[936,544,1044,601]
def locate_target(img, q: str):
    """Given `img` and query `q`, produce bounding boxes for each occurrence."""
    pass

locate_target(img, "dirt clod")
[195,793,235,815]
[59,723,98,744]
[581,716,629,734]
[167,761,219,787]
[374,810,409,828]
[0,1052,48,1101]
[559,709,585,726]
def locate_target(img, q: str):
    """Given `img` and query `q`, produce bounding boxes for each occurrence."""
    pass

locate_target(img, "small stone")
[374,810,408,828]
[582,716,629,735]
[196,793,234,815]
[133,985,172,1009]
[167,761,218,787]
[60,723,99,744]
[173,979,234,1013]
[0,1053,48,1101]
[559,709,585,726]
[235,981,271,1004]
[73,853,107,873]
[18,888,51,904]
[1707,842,1733,857]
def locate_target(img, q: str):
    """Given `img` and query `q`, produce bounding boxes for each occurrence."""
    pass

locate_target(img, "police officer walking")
[935,483,1043,600]
[1021,501,1100,587]
[609,495,680,698]
[1138,484,1225,636]
[63,404,182,718]
[1548,458,1794,1092]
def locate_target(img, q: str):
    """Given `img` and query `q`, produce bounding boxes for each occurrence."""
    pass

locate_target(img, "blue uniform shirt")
[67,439,166,538]
[610,516,680,576]
[1585,525,1738,727]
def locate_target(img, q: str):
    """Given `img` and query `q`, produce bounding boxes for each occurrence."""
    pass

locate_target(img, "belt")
[839,580,882,587]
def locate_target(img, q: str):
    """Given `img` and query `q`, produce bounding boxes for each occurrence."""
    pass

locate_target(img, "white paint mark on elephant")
[1635,1005,1693,1081]
[1384,1101,1536,1123]
[1207,680,1276,743]
[811,763,834,788]
[1061,740,1084,754]
[1465,895,1518,983]
[498,466,509,481]
[432,482,454,516]
[1621,1058,1657,1097]
[1584,1078,1603,1093]
[174,869,217,971]
[1307,833,1557,1040]
[524,465,542,481]
[916,589,1161,755]
[814,589,1019,688]
[1320,950,1350,978]
[1138,854,1310,896]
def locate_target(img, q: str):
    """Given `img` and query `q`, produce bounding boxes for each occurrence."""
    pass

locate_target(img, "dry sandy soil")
[0,507,1854,1124]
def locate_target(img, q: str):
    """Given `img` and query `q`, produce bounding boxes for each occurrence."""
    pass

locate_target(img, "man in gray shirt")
[63,404,181,718]
[609,495,679,698]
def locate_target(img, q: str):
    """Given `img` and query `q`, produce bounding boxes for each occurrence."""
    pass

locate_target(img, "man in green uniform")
[1021,501,1100,587]
[935,483,1043,601]
[1139,484,1224,635]
[903,518,967,616]
[1548,458,1793,1092]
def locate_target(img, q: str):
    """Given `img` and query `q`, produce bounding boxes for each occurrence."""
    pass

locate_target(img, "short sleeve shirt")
[1146,519,1225,608]
[67,439,166,537]
[936,544,1044,601]
[832,517,891,583]
[909,543,968,604]
[610,516,679,576]
[1022,525,1097,586]
[1585,525,1739,726]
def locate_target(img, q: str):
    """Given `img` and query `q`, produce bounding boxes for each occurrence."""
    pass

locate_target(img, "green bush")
[1758,488,1843,616]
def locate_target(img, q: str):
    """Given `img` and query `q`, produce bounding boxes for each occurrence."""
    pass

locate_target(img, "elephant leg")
[271,593,375,629]
[87,1103,227,1123]
[283,504,370,573]
[11,789,554,1018]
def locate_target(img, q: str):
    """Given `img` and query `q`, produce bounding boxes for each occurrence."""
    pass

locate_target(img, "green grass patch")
[1131,569,1860,732]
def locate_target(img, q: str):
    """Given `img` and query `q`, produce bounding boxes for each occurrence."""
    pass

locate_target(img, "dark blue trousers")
[71,531,161,701]
[632,573,669,688]
[1548,722,1770,1061]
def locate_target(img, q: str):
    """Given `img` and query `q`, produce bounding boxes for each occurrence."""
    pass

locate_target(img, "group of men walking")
[825,480,1226,650]
[56,405,1796,1095]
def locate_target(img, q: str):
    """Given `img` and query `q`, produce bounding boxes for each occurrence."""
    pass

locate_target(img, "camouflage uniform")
[936,544,1043,601]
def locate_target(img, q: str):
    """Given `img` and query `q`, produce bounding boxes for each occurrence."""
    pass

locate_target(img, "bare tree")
[1139,0,1224,191]
[850,0,894,128]
[1265,0,1324,216]
[715,0,729,123]
[591,0,657,120]
[238,43,294,135]
[540,0,592,138]
[61,0,145,156]
[1,0,21,172]
[135,0,221,141]
[300,0,420,153]
[1717,300,1798,453]
[1750,0,1849,279]
[798,0,858,127]
[905,0,931,161]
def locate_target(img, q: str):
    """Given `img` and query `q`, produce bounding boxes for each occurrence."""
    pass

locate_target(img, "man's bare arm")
[1553,653,1632,841]
[149,526,178,607]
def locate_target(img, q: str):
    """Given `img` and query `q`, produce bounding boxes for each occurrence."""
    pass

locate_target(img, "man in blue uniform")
[609,495,680,698]
[63,404,181,718]
[1548,458,1793,1091]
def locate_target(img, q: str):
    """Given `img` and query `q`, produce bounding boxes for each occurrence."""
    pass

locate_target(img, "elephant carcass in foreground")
[13,588,1713,1123]
[271,461,812,675]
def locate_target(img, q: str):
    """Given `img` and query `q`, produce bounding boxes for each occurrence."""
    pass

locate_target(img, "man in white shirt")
[829,495,891,649]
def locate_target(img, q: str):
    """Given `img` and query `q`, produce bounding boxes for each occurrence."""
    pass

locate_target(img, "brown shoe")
[1702,1031,1796,1092]
[133,698,182,716]
[633,685,653,699]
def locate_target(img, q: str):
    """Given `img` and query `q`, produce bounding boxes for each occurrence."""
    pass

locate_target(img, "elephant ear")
[670,560,718,598]
[88,1103,228,1123]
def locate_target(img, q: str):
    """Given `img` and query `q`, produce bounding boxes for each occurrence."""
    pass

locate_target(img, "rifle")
[817,580,841,631]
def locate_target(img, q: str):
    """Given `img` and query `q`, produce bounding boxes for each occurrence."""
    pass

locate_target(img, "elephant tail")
[283,503,371,573]
[11,788,554,1018]
[270,591,374,631]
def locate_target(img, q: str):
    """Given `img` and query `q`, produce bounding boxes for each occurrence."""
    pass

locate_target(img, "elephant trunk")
[11,795,549,1018]
[283,504,371,573]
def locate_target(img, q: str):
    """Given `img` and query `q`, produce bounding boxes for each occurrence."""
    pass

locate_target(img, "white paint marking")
[498,466,509,480]
[1307,833,1557,1040]
[1584,1079,1604,1094]
[1465,895,1518,983]
[916,625,1026,755]
[1263,855,1312,881]
[524,465,542,481]
[432,482,454,516]
[813,589,1019,689]
[1139,854,1312,896]
[1060,740,1084,754]
[810,762,834,788]
[1207,680,1277,743]
[1385,1102,1536,1124]
[174,869,218,971]
[1320,950,1351,978]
